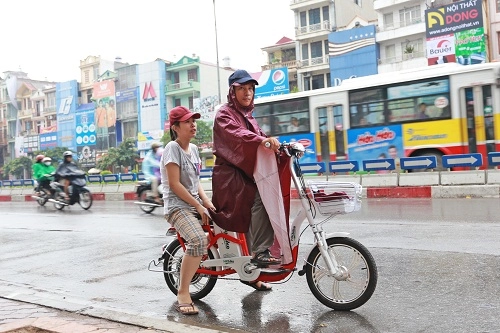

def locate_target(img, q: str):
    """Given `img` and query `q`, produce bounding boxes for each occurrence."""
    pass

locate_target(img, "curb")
[1,184,499,202]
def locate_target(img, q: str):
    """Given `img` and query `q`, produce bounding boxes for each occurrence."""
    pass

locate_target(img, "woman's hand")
[261,137,280,152]
[195,204,211,225]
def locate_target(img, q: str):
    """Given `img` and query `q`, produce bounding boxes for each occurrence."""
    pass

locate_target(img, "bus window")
[465,87,477,154]
[483,86,495,155]
[333,105,345,157]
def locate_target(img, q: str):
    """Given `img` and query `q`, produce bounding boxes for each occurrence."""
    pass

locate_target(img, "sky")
[0,0,296,83]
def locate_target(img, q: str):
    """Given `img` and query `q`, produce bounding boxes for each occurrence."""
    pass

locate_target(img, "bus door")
[463,85,495,166]
[316,105,345,168]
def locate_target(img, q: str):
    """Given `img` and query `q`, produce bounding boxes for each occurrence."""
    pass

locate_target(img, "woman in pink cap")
[161,106,215,315]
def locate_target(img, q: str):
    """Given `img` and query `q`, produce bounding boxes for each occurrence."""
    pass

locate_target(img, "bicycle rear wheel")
[162,238,217,300]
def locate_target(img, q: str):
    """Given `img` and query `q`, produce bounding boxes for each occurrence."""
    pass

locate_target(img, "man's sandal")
[251,249,280,266]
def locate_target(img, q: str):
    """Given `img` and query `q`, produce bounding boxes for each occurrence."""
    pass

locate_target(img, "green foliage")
[161,120,213,149]
[96,137,138,171]
[2,156,33,179]
[100,170,112,175]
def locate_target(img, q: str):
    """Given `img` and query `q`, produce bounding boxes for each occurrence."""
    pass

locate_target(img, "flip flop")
[174,301,199,315]
[240,280,272,291]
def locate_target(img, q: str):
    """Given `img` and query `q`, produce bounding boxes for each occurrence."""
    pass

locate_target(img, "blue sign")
[255,67,290,99]
[12,180,23,186]
[442,153,483,168]
[400,156,437,170]
[116,87,138,103]
[137,173,146,181]
[488,152,500,166]
[200,169,213,178]
[87,175,102,183]
[2,180,12,187]
[363,158,395,171]
[102,174,119,183]
[329,160,359,173]
[119,173,137,181]
[300,162,325,174]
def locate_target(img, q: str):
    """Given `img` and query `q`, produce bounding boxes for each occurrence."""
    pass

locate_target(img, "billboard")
[92,80,117,152]
[328,25,378,86]
[254,68,290,99]
[425,0,486,66]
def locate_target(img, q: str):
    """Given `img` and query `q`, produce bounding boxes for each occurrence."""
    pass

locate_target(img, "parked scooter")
[149,142,378,311]
[134,180,163,214]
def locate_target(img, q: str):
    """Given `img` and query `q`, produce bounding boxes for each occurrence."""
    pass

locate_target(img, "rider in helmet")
[142,142,163,204]
[55,151,79,201]
[32,154,45,194]
[35,157,56,197]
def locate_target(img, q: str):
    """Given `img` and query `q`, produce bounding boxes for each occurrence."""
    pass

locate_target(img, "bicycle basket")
[307,181,362,216]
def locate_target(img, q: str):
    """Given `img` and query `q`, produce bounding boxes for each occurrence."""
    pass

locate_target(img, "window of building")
[93,66,99,81]
[354,0,361,5]
[312,74,325,90]
[309,8,321,25]
[174,98,181,107]
[300,11,307,27]
[497,0,500,12]
[322,6,329,22]
[385,44,396,63]
[302,44,309,62]
[326,73,331,88]
[84,70,90,83]
[188,96,193,109]
[324,40,330,57]
[399,5,421,26]
[311,41,323,59]
[384,12,394,29]
[173,72,180,84]
[187,69,198,82]
[401,39,423,57]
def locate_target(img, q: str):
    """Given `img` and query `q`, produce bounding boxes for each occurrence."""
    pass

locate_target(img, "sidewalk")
[0,297,237,333]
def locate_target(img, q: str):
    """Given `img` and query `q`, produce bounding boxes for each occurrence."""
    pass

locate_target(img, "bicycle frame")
[168,143,351,282]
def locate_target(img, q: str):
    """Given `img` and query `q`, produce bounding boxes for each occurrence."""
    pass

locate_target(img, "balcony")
[290,0,330,11]
[166,80,200,96]
[374,0,414,11]
[18,109,33,119]
[262,60,298,71]
[376,18,426,42]
[297,55,330,71]
[378,52,428,73]
[295,21,332,39]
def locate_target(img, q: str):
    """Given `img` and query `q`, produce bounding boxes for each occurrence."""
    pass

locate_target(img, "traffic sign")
[362,159,395,171]
[329,160,359,173]
[488,152,500,166]
[400,156,437,170]
[442,153,482,168]
[119,173,137,182]
[103,174,119,183]
[200,169,213,178]
[299,162,325,174]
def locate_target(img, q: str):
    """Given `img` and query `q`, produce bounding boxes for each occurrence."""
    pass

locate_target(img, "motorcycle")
[134,180,163,214]
[149,142,378,311]
[52,171,93,210]
[31,173,59,207]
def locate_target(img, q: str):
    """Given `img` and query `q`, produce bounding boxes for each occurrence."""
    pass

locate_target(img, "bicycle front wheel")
[305,237,377,311]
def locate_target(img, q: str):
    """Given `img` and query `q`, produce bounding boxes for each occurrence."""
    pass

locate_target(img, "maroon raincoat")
[209,87,290,233]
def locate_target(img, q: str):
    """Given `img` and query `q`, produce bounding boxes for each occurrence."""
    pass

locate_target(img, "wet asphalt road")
[0,198,499,333]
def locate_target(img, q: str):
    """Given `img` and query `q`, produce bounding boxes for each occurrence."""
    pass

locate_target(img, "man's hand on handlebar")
[262,137,280,152]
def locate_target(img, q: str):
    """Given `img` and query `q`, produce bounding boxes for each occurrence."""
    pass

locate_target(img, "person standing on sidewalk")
[161,106,215,315]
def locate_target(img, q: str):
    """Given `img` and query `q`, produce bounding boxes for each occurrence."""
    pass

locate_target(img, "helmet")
[35,154,45,162]
[151,142,162,150]
[63,151,73,157]
[42,157,52,163]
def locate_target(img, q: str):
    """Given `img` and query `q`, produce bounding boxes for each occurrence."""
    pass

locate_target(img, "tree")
[96,137,138,172]
[160,120,213,149]
[2,156,33,179]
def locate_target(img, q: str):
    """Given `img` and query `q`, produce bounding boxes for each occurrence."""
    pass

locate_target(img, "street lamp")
[213,0,221,104]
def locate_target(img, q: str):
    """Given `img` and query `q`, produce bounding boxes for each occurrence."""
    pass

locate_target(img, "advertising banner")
[40,132,58,150]
[455,27,486,65]
[92,80,117,151]
[254,68,290,99]
[426,35,456,65]
[347,125,404,170]
[75,110,97,167]
[425,0,483,38]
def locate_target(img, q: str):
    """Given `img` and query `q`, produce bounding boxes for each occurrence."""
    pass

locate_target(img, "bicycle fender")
[303,232,350,258]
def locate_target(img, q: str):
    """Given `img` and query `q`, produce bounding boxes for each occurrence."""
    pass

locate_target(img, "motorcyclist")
[142,142,163,204]
[55,151,82,202]
[35,157,56,197]
[32,154,45,194]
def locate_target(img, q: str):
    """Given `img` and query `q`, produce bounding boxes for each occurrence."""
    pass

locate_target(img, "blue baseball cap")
[228,69,259,86]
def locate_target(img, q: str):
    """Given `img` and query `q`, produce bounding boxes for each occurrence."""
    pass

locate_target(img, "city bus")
[253,62,500,171]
